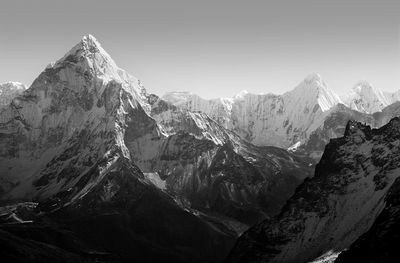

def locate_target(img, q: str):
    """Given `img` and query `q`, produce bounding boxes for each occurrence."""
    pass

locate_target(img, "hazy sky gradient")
[1,0,399,98]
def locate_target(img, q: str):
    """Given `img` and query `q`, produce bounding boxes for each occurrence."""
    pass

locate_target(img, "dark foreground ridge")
[226,117,400,263]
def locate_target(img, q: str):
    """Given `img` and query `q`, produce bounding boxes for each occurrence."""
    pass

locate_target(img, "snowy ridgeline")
[3,52,400,152]
[163,74,400,150]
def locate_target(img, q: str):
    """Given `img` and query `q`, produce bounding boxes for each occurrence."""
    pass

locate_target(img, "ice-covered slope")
[163,73,343,148]
[0,81,26,108]
[226,118,400,263]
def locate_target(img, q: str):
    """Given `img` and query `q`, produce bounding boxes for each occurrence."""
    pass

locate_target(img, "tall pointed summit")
[54,34,119,79]
[0,35,155,200]
[288,73,342,112]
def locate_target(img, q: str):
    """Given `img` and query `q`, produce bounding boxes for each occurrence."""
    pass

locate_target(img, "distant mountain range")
[163,75,400,160]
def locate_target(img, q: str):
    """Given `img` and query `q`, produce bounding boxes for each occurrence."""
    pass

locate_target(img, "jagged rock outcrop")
[226,117,400,263]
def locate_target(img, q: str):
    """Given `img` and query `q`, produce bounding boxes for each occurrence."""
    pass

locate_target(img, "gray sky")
[1,0,399,98]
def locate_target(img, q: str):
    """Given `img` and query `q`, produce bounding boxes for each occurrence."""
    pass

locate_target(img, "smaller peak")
[233,90,249,99]
[352,81,375,93]
[164,91,193,96]
[0,81,26,90]
[341,81,389,113]
[0,82,26,107]
[354,80,372,86]
[162,91,198,105]
[162,91,195,99]
[1,81,23,86]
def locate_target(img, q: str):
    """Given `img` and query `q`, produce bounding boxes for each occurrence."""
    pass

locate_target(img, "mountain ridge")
[0,34,318,262]
[162,76,400,159]
[1,34,400,262]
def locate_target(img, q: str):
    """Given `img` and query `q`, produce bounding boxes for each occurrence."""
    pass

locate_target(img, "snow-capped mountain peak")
[162,91,197,106]
[287,73,342,112]
[233,89,249,100]
[42,34,150,112]
[0,81,26,93]
[57,34,112,62]
[352,81,388,102]
[341,80,390,113]
[53,34,118,78]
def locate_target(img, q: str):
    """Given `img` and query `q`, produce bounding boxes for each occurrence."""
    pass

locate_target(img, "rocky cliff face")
[226,117,400,263]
